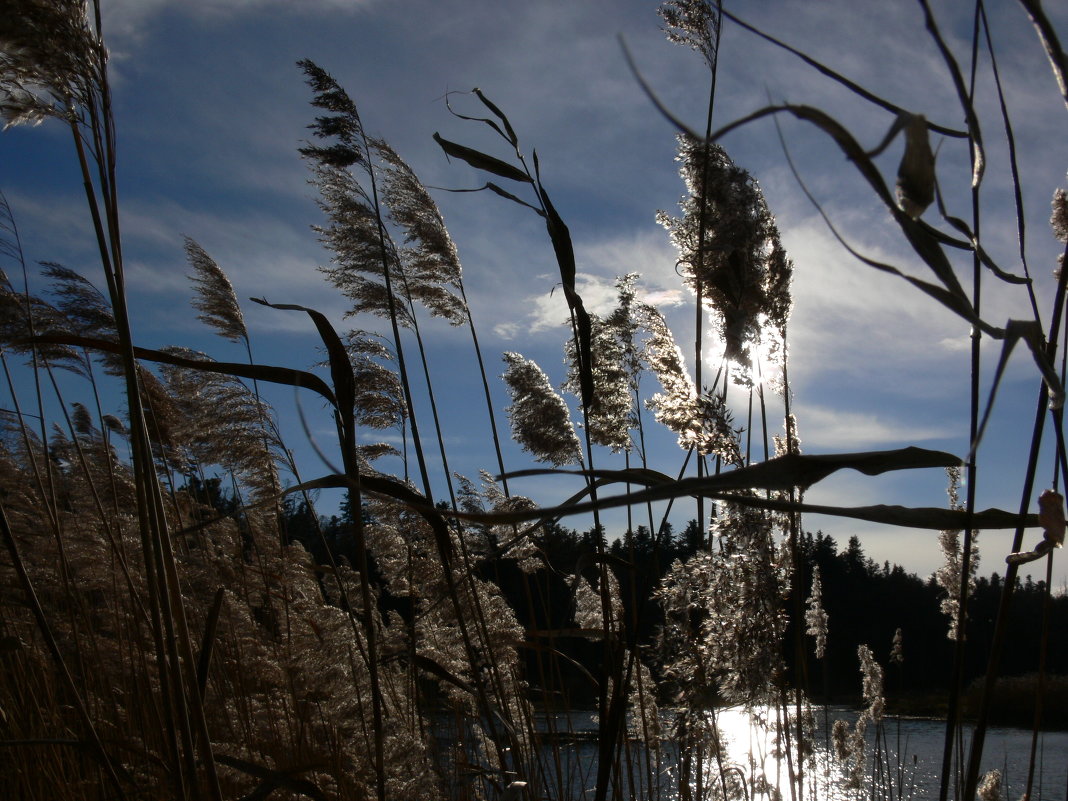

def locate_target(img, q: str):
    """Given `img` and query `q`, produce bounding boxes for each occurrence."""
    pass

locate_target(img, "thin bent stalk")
[939,4,985,795]
[64,35,225,799]
[1023,551,1055,801]
[962,241,1068,801]
[690,4,723,552]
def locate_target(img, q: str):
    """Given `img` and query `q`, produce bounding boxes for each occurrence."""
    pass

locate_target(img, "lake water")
[716,705,1068,801]
[534,705,1068,800]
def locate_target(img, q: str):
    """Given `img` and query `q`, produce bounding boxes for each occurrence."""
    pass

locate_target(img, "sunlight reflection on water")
[538,705,1068,801]
[692,705,1068,801]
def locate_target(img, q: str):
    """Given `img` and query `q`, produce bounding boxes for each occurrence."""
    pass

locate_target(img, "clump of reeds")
[2,2,1067,801]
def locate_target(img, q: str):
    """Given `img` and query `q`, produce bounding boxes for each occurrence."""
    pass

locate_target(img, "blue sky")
[3,0,1067,590]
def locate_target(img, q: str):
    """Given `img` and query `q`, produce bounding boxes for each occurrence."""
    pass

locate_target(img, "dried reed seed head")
[41,262,116,337]
[372,138,469,325]
[501,351,580,466]
[455,469,539,570]
[1051,187,1068,242]
[70,401,93,438]
[658,500,789,706]
[298,58,367,169]
[659,135,793,368]
[830,719,851,760]
[135,363,190,471]
[373,144,461,281]
[804,566,828,660]
[158,347,283,497]
[311,164,416,326]
[335,330,406,431]
[773,413,801,458]
[890,627,904,664]
[637,302,742,461]
[857,644,884,708]
[0,0,105,129]
[976,770,1001,801]
[101,413,126,437]
[606,273,643,376]
[564,313,634,453]
[658,0,721,70]
[0,279,89,375]
[934,467,977,640]
[184,237,247,344]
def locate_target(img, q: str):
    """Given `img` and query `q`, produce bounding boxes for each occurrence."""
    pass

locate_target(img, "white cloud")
[101,0,375,42]
[510,231,688,334]
[494,322,520,340]
[799,405,950,451]
[782,217,985,382]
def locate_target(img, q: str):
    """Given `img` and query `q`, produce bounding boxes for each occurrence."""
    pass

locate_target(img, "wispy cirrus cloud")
[101,0,376,42]
[798,405,951,451]
[491,231,686,338]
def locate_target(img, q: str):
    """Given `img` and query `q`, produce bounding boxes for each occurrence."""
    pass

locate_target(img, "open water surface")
[533,705,1068,800]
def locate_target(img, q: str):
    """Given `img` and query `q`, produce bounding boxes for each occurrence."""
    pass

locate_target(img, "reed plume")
[0,272,87,375]
[158,347,282,500]
[638,301,741,463]
[0,0,104,129]
[657,135,793,369]
[184,238,248,345]
[658,0,721,70]
[341,329,406,439]
[804,565,828,660]
[501,351,581,466]
[455,470,539,570]
[564,313,634,453]
[934,467,978,641]
[373,138,468,326]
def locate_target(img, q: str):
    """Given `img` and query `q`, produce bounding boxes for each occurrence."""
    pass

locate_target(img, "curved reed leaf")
[916,0,984,187]
[1018,0,1068,110]
[441,88,519,147]
[287,448,1037,531]
[432,133,531,183]
[715,6,968,139]
[533,153,595,409]
[436,93,596,409]
[284,471,456,566]
[763,103,1018,351]
[472,88,520,146]
[433,181,546,215]
[516,638,600,688]
[21,332,338,406]
[455,487,1035,532]
[714,104,976,303]
[970,320,1066,465]
[511,446,962,492]
[919,212,1028,285]
[249,299,354,418]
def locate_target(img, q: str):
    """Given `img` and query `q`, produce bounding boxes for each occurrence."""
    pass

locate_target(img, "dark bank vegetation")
[269,493,1068,724]
[1,1,1067,800]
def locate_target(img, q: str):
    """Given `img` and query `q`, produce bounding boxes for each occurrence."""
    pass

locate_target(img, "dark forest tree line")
[244,479,1068,716]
